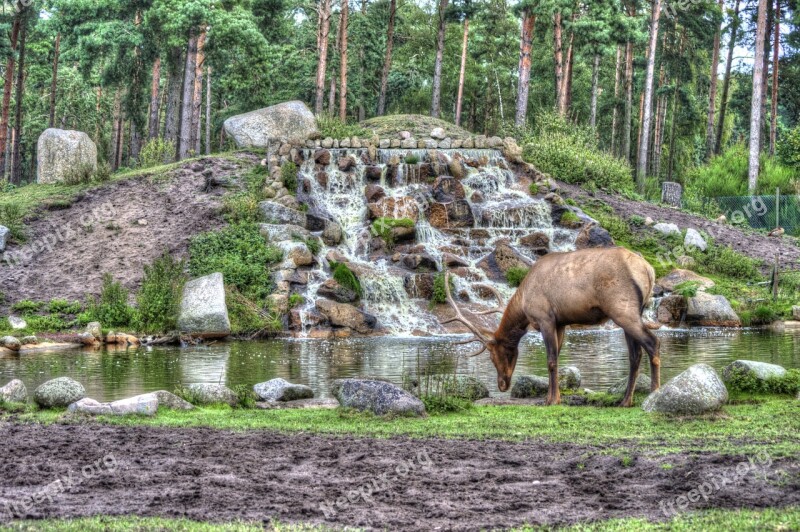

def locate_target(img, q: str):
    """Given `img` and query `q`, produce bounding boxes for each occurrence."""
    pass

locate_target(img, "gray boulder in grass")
[185,383,238,407]
[608,374,652,395]
[722,360,786,385]
[254,378,314,402]
[68,394,158,416]
[0,225,8,253]
[37,128,97,184]
[511,367,582,398]
[642,364,728,415]
[331,379,426,417]
[147,390,195,410]
[223,101,318,148]
[34,377,86,408]
[177,273,231,338]
[0,379,27,403]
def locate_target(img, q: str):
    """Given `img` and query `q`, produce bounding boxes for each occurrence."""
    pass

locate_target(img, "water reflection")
[1,328,798,402]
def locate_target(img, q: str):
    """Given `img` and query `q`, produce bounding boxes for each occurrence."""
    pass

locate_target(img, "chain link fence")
[708,194,800,235]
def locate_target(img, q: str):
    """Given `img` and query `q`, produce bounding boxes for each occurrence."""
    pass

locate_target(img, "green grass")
[330,261,363,299]
[2,516,332,531]
[9,398,798,456]
[506,266,530,287]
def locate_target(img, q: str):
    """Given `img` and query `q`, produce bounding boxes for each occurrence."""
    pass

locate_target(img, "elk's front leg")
[542,324,562,406]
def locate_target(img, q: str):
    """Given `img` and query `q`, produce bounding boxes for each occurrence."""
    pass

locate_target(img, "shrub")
[189,223,283,303]
[232,384,258,409]
[93,162,112,182]
[316,114,368,138]
[48,299,82,315]
[281,162,298,194]
[725,367,800,395]
[752,304,779,325]
[371,217,415,247]
[0,203,25,241]
[62,163,95,185]
[673,281,700,298]
[629,215,646,227]
[11,300,44,315]
[139,138,176,169]
[225,287,282,336]
[430,272,455,305]
[420,395,473,414]
[86,274,135,328]
[24,314,70,332]
[405,155,420,165]
[134,252,187,334]
[505,266,529,287]
[294,235,321,256]
[330,261,363,299]
[288,293,305,308]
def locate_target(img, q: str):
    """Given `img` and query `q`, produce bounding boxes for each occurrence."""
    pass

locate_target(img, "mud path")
[0,423,797,530]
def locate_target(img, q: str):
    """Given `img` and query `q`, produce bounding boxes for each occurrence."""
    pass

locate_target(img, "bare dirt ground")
[0,154,258,311]
[559,182,800,271]
[0,423,797,530]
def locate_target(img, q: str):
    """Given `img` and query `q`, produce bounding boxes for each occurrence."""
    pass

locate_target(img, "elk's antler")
[439,272,493,356]
[473,284,506,316]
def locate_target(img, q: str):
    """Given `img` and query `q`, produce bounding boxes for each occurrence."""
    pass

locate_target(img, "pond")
[2,328,799,402]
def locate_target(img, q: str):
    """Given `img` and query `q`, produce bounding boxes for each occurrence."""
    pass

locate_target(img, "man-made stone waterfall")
[261,146,599,337]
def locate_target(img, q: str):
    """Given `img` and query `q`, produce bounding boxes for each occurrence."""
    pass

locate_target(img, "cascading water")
[292,147,579,336]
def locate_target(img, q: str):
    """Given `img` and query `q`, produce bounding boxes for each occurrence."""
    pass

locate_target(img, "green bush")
[139,138,176,169]
[430,272,455,305]
[673,281,700,298]
[87,274,135,328]
[232,384,258,409]
[189,223,283,304]
[0,203,25,241]
[420,395,473,414]
[371,217,415,247]
[134,252,187,334]
[316,114,368,138]
[505,266,529,287]
[24,314,70,332]
[281,162,298,194]
[330,261,363,299]
[405,155,420,165]
[777,125,800,169]
[11,300,44,315]
[48,299,82,315]
[294,235,321,256]
[225,287,282,336]
[288,293,305,308]
[690,244,761,281]
[725,367,800,395]
[62,163,95,185]
[93,162,112,182]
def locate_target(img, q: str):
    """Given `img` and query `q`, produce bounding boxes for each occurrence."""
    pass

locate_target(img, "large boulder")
[177,273,231,338]
[0,379,27,403]
[185,383,238,407]
[656,269,715,293]
[574,225,615,249]
[642,364,728,415]
[317,278,359,303]
[36,129,98,184]
[315,299,377,334]
[685,293,741,327]
[278,241,314,268]
[331,379,425,416]
[34,377,86,408]
[477,243,532,280]
[259,201,307,227]
[0,225,8,253]
[722,360,787,387]
[68,394,159,416]
[223,101,318,147]
[656,294,687,325]
[0,336,21,352]
[510,375,550,398]
[259,223,311,243]
[254,378,314,402]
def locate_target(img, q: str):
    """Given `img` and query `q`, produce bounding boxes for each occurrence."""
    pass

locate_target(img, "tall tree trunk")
[339,0,348,122]
[623,1,635,163]
[652,53,667,177]
[760,2,772,153]
[178,30,198,161]
[0,8,21,178]
[48,33,61,128]
[430,0,449,118]
[315,0,332,115]
[377,0,396,116]
[110,91,123,170]
[667,32,686,182]
[515,10,536,127]
[716,0,740,155]
[553,11,564,112]
[611,45,622,154]
[748,0,769,193]
[705,0,724,158]
[769,0,780,156]
[205,65,212,156]
[129,121,142,164]
[455,19,469,126]
[590,54,600,129]
[635,0,663,191]
[163,47,183,147]
[11,9,28,185]
[94,86,102,143]
[148,56,162,139]
[192,29,206,155]
[559,17,576,116]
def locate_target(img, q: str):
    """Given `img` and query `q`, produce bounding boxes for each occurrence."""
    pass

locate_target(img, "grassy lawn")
[4,508,799,531]
[7,396,798,456]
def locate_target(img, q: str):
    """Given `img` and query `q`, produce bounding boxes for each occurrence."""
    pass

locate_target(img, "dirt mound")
[0,423,797,529]
[0,154,257,311]
[360,114,473,140]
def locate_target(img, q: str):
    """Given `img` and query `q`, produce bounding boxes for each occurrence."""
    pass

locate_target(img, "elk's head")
[440,273,516,392]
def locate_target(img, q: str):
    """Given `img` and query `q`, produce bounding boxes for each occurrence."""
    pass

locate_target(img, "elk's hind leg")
[541,323,563,406]
[620,332,642,407]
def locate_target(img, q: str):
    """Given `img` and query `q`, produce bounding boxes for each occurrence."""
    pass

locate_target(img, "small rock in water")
[20,336,38,345]
[253,378,314,402]
[642,364,728,415]
[0,379,27,403]
[34,377,86,408]
[558,366,582,389]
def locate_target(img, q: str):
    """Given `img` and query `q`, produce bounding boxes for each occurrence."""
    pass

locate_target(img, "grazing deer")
[442,247,660,406]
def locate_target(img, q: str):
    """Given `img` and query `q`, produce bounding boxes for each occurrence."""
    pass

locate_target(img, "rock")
[432,177,466,203]
[77,332,98,346]
[34,377,86,408]
[444,376,489,401]
[656,295,687,325]
[338,155,356,172]
[608,374,652,395]
[722,360,787,385]
[36,128,98,184]
[365,165,383,181]
[259,223,311,243]
[222,101,318,147]
[684,228,707,252]
[20,336,38,345]
[253,378,314,402]
[67,398,113,415]
[184,383,239,407]
[278,241,314,267]
[519,232,550,253]
[430,127,446,140]
[558,366,582,389]
[315,299,377,334]
[442,253,469,268]
[404,273,435,299]
[685,293,741,327]
[7,316,26,330]
[69,394,159,416]
[483,242,532,275]
[368,196,420,222]
[652,223,681,237]
[317,278,358,303]
[400,138,417,149]
[428,200,474,229]
[656,269,715,293]
[0,379,27,403]
[644,217,655,226]
[321,220,343,246]
[399,130,412,140]
[793,306,800,321]
[574,225,615,249]
[331,379,425,416]
[365,184,386,203]
[502,137,524,163]
[259,201,307,227]
[86,322,102,341]
[177,273,231,338]
[147,390,195,410]
[511,375,550,398]
[314,148,331,165]
[0,336,21,351]
[471,191,485,203]
[0,225,8,252]
[642,364,728,415]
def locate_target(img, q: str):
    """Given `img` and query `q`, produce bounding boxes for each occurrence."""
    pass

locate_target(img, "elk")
[442,247,660,407]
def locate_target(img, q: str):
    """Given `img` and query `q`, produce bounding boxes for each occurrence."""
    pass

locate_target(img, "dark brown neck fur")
[495,292,529,348]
